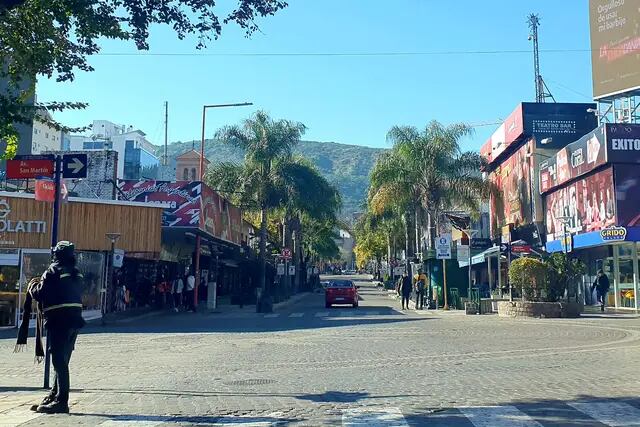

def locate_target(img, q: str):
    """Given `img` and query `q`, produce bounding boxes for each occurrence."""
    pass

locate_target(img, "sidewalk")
[208,291,314,316]
[386,290,466,315]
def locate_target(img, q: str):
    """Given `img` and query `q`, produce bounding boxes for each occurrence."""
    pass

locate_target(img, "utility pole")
[163,101,168,166]
[528,13,556,103]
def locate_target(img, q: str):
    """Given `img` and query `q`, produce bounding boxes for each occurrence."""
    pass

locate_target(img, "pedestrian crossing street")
[4,401,640,426]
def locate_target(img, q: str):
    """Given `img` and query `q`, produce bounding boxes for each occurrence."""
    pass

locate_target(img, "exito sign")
[0,199,47,234]
[600,226,627,242]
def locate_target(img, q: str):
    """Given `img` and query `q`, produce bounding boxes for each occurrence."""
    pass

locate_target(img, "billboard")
[614,164,640,227]
[605,123,640,164]
[481,103,598,164]
[544,167,615,241]
[117,180,243,245]
[490,140,538,233]
[590,0,640,99]
[540,123,640,194]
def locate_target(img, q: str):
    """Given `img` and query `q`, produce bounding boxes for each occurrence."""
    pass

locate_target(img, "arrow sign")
[62,153,88,178]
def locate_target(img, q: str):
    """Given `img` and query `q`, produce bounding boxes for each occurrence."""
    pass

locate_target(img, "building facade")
[68,120,160,180]
[31,109,62,154]
[543,123,640,310]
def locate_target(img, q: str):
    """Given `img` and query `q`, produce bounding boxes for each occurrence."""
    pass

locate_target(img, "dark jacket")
[30,262,86,330]
[594,274,610,293]
[401,276,413,296]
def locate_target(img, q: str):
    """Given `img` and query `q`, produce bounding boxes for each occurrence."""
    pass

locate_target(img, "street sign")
[393,266,405,276]
[436,234,452,260]
[471,238,492,250]
[457,244,470,260]
[35,178,56,202]
[510,244,532,254]
[499,243,510,254]
[281,248,292,260]
[277,263,285,275]
[62,153,88,179]
[6,155,55,179]
[288,265,295,276]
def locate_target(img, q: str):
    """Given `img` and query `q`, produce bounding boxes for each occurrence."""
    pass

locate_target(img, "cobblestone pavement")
[2,275,640,426]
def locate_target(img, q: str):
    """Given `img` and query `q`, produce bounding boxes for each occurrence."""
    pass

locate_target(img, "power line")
[92,48,604,57]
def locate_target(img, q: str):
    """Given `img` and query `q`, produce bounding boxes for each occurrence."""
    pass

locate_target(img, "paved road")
[2,274,640,426]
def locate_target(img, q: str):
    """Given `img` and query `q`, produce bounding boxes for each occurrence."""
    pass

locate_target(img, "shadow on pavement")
[71,413,302,424]
[0,386,44,393]
[406,395,640,427]
[297,391,370,403]
[77,310,431,335]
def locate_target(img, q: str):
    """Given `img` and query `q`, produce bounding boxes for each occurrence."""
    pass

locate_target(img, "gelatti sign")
[0,199,47,234]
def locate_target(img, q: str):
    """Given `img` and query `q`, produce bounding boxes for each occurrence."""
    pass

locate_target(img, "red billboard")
[490,140,536,233]
[117,180,242,245]
[545,167,615,241]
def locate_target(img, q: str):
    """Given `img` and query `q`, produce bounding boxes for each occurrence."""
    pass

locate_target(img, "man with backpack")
[413,268,428,310]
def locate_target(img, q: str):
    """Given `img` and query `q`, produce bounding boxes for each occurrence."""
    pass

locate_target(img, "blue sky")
[38,0,594,151]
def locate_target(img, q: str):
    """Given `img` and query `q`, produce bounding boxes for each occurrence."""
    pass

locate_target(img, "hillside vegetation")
[162,139,384,219]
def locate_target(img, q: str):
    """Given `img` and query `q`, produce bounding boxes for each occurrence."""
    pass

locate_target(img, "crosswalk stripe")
[365,311,380,315]
[0,408,42,427]
[98,416,170,426]
[459,406,543,427]
[289,312,304,318]
[568,401,640,426]
[342,406,408,426]
[315,312,329,317]
[263,314,280,318]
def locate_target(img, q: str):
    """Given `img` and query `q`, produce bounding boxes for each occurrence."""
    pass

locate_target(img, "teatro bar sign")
[0,199,47,234]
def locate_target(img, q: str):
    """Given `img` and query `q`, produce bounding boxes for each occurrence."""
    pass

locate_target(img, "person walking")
[186,271,196,312]
[592,269,610,312]
[173,275,184,312]
[22,241,85,414]
[413,269,427,310]
[400,272,412,310]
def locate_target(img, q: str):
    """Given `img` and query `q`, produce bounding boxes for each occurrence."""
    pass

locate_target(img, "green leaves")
[1,1,288,158]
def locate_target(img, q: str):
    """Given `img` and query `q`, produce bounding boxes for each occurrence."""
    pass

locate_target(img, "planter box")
[497,301,583,318]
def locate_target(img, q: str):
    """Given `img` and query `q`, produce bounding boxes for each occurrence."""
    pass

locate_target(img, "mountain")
[160,139,384,219]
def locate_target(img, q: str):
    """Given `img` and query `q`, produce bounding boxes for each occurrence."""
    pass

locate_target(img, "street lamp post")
[104,233,121,324]
[196,102,252,311]
[464,229,479,313]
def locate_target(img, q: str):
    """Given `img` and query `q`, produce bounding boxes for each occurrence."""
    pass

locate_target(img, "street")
[2,274,640,426]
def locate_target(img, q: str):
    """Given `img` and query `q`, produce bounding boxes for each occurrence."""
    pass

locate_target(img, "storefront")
[117,180,254,309]
[0,192,163,327]
[542,123,640,310]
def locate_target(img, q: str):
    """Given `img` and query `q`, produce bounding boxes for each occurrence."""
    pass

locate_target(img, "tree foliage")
[0,0,287,157]
[509,257,549,302]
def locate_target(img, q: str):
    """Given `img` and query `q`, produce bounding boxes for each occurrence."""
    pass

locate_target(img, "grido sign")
[0,199,47,234]
[600,226,627,242]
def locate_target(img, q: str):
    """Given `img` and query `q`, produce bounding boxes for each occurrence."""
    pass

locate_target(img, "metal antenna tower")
[527,13,555,103]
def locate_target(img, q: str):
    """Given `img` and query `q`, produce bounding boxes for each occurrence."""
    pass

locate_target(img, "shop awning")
[458,246,500,267]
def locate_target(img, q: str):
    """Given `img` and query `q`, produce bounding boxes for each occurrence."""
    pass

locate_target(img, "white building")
[67,120,160,180]
[31,109,62,154]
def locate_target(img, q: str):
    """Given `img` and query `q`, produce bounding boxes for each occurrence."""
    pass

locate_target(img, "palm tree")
[275,156,341,293]
[366,121,490,283]
[385,121,489,249]
[207,111,306,312]
[207,111,342,310]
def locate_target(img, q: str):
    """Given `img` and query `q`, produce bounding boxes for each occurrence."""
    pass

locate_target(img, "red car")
[325,280,359,308]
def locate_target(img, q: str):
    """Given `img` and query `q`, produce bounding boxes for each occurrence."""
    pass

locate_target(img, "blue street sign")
[62,153,88,178]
